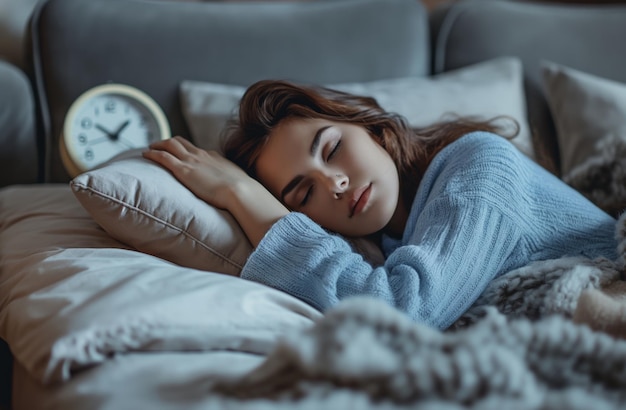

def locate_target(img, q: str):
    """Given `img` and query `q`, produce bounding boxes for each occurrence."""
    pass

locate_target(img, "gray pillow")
[542,61,626,216]
[180,57,534,159]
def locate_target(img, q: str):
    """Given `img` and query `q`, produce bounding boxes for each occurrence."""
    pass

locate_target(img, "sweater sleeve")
[240,195,525,329]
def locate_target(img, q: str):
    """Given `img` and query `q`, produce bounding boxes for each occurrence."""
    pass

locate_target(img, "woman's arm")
[241,197,525,329]
[143,137,288,247]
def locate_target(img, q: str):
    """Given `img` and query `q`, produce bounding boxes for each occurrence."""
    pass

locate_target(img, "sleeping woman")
[142,80,618,329]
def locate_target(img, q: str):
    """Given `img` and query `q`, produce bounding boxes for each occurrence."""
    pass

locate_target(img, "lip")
[349,183,372,218]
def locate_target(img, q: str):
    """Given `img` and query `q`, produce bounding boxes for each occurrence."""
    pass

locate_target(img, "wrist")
[226,177,289,247]
[226,177,268,209]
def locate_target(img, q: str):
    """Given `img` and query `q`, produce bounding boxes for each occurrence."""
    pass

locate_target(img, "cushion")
[542,62,626,216]
[180,57,534,159]
[0,60,38,186]
[70,150,385,276]
[0,184,321,385]
[70,149,253,276]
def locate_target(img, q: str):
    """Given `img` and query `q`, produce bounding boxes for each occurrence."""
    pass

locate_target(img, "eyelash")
[327,140,342,161]
[300,138,341,207]
[301,185,314,206]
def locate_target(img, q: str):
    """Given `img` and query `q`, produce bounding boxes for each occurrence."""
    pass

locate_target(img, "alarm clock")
[60,83,171,177]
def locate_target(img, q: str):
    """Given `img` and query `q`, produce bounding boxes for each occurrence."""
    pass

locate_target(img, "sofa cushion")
[181,57,534,159]
[542,61,626,216]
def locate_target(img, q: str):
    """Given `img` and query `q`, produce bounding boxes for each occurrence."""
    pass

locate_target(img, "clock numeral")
[146,131,153,141]
[81,118,92,129]
[94,107,100,116]
[78,134,87,144]
[105,100,116,113]
[85,149,94,161]
[139,116,147,127]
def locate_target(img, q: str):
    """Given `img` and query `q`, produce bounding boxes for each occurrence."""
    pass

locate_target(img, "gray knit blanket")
[206,214,626,408]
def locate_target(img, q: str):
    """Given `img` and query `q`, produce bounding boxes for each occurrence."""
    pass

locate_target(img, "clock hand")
[116,119,131,133]
[88,136,112,145]
[95,124,116,140]
[111,120,131,141]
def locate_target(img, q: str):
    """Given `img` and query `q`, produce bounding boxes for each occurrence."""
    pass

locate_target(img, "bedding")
[4,167,625,409]
[4,0,626,407]
[207,296,626,410]
[11,351,265,409]
[198,218,626,409]
[0,185,321,387]
[574,280,626,339]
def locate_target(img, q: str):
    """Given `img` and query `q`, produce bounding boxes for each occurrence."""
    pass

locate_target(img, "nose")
[329,173,348,199]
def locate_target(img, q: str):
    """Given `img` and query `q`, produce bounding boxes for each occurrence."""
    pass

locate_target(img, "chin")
[344,213,392,238]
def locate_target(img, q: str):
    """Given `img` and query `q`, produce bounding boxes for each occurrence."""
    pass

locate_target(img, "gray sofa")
[1,0,625,184]
[2,0,626,408]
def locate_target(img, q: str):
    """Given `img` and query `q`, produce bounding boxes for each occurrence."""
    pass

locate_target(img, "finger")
[149,135,186,149]
[149,137,190,158]
[142,147,184,171]
[172,135,197,149]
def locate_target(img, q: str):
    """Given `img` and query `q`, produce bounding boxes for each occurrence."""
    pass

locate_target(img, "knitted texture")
[564,135,626,218]
[210,240,626,408]
[241,132,618,329]
[209,133,626,407]
[210,299,626,409]
[452,256,621,328]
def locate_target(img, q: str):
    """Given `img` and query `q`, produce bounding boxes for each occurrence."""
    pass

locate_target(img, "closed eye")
[300,185,314,207]
[327,140,342,161]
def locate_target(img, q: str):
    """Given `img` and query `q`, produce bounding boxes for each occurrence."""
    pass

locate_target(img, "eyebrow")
[280,126,330,202]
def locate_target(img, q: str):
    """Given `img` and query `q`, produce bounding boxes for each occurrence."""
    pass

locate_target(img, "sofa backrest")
[27,0,430,183]
[430,0,626,174]
[0,60,38,186]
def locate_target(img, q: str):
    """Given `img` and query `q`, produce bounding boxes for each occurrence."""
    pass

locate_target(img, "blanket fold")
[212,298,626,409]
[208,211,626,409]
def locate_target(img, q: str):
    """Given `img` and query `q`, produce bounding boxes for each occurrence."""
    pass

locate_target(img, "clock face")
[61,84,170,176]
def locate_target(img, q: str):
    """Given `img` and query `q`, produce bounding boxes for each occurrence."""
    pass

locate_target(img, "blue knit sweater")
[241,132,618,329]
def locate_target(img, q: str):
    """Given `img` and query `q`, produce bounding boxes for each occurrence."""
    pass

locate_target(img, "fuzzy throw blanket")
[205,216,626,408]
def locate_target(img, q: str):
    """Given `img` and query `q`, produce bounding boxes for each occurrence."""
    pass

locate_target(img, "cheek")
[297,196,342,231]
[255,160,294,204]
[352,143,395,179]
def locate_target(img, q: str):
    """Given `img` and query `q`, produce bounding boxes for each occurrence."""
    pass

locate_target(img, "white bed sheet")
[0,184,322,407]
[12,350,264,410]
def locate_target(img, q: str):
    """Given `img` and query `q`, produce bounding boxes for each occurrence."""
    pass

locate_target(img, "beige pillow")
[180,57,534,159]
[0,185,321,385]
[71,149,253,276]
[542,62,626,216]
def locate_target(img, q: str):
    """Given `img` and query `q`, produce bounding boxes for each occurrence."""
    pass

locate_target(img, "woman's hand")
[143,136,251,210]
[143,136,289,246]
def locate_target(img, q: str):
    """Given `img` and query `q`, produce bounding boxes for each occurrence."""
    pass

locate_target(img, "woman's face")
[255,118,403,237]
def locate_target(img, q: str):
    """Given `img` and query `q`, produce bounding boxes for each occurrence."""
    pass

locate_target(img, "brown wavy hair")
[223,79,518,210]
